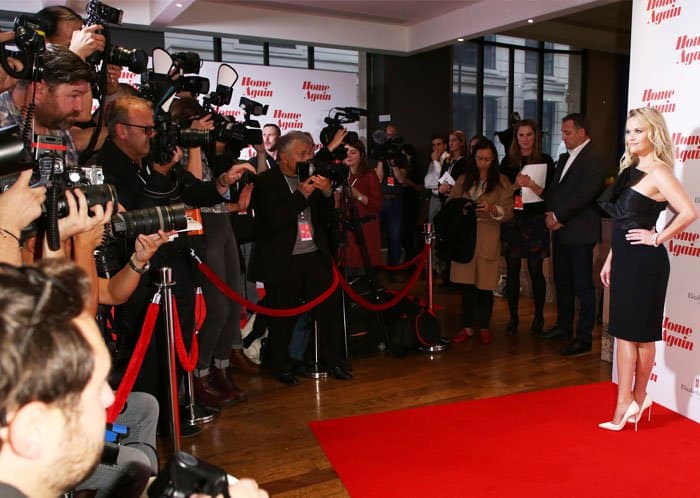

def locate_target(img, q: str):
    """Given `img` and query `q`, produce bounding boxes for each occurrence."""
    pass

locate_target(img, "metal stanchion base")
[419,343,449,353]
[181,403,218,427]
[309,363,328,379]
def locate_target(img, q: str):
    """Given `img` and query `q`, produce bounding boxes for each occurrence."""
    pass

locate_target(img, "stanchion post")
[158,267,181,452]
[424,223,434,311]
[309,321,328,379]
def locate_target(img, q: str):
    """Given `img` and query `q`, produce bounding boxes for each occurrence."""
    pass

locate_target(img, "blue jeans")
[380,196,403,266]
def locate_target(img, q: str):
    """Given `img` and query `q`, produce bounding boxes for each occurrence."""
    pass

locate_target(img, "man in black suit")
[250,131,351,384]
[543,114,606,356]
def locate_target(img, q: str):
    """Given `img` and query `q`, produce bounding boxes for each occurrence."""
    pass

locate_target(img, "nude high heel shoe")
[598,401,640,432]
[628,394,652,424]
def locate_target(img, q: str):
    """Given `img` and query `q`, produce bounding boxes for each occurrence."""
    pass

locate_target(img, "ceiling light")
[527,19,534,23]
[176,3,183,7]
[457,38,464,42]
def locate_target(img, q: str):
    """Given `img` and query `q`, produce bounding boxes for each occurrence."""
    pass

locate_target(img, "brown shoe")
[229,348,261,375]
[212,367,247,402]
[193,374,235,409]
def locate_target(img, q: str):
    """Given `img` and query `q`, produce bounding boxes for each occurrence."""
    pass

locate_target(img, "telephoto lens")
[110,203,188,239]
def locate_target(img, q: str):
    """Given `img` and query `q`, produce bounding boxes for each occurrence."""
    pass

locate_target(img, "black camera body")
[0,127,117,246]
[85,0,147,74]
[148,451,230,498]
[149,114,214,165]
[202,91,267,157]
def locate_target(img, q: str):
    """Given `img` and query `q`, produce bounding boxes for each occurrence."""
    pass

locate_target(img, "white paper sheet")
[520,163,547,203]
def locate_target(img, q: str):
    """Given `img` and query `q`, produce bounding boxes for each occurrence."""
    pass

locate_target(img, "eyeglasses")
[118,122,156,135]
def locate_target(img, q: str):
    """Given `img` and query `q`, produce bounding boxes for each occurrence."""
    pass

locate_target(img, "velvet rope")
[107,294,161,424]
[334,245,428,312]
[375,246,427,271]
[172,295,199,372]
[194,251,341,317]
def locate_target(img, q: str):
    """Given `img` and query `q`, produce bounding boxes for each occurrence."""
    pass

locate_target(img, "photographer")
[170,97,253,407]
[335,139,382,272]
[97,95,252,427]
[0,44,94,169]
[250,131,351,384]
[0,259,115,498]
[373,124,408,269]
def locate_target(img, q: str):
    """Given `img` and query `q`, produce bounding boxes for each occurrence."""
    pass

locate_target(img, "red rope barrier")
[172,296,199,372]
[335,245,428,312]
[375,247,426,271]
[107,294,160,423]
[194,253,340,317]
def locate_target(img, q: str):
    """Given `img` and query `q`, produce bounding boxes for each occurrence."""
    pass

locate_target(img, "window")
[269,43,308,68]
[314,47,359,73]
[525,40,554,76]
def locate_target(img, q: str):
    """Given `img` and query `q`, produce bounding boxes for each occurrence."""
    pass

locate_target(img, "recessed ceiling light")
[457,38,464,42]
[176,3,183,7]
[527,18,534,23]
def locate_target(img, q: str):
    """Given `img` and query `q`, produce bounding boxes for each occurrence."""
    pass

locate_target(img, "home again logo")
[302,81,331,102]
[671,132,700,163]
[676,34,700,65]
[241,76,273,99]
[662,316,694,351]
[641,88,676,113]
[668,230,700,257]
[646,0,682,25]
[272,109,304,131]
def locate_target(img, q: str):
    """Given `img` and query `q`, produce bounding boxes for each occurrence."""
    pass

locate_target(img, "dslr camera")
[148,451,230,498]
[0,126,116,249]
[85,0,148,74]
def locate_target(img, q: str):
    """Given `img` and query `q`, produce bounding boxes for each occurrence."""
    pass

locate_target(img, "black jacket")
[249,167,334,285]
[545,142,606,245]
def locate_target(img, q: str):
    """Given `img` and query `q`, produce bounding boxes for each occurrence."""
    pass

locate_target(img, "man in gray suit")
[543,113,606,356]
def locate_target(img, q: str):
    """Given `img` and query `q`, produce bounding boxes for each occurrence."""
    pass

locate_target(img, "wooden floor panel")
[167,283,612,496]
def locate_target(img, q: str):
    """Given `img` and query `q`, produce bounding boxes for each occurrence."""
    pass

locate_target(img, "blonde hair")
[620,107,674,171]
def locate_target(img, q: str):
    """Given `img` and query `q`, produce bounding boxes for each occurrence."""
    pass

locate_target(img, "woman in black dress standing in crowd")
[499,119,555,335]
[598,107,697,431]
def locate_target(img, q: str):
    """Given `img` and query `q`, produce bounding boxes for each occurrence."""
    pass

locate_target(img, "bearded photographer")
[0,44,94,169]
[249,131,351,385]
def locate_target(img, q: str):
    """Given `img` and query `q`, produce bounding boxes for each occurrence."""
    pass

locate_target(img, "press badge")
[387,176,395,187]
[298,221,313,241]
[514,194,524,210]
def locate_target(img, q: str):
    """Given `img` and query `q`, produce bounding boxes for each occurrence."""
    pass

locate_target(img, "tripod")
[336,179,389,356]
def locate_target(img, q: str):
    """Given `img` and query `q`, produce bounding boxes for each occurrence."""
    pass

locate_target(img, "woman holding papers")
[449,139,513,344]
[499,119,555,336]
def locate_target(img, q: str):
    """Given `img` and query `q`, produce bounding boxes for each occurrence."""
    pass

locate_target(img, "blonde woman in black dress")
[598,107,698,431]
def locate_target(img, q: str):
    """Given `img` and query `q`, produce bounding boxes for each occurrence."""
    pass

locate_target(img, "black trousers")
[551,235,596,343]
[461,284,494,330]
[264,251,342,375]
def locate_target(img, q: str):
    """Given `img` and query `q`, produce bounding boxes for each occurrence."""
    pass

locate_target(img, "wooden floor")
[170,280,612,497]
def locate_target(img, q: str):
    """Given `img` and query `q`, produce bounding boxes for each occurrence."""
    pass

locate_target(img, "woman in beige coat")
[449,139,513,344]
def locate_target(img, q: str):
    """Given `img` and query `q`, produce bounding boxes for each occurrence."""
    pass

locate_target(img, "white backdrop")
[117,59,360,159]
[626,0,700,422]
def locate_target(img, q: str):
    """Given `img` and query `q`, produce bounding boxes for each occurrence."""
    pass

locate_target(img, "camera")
[147,451,230,498]
[0,126,117,246]
[94,203,189,275]
[319,107,365,149]
[0,15,46,81]
[85,0,148,74]
[149,117,214,164]
[171,51,201,75]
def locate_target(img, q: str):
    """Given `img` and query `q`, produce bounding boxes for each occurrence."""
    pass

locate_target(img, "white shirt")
[424,151,449,193]
[559,138,590,182]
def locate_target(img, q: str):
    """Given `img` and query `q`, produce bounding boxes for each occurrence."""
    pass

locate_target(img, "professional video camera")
[85,0,147,75]
[0,126,117,248]
[370,128,405,167]
[319,106,365,152]
[94,203,189,275]
[148,451,230,498]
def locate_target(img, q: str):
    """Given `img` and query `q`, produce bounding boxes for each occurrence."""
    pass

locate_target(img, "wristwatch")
[128,254,150,274]
[357,194,364,203]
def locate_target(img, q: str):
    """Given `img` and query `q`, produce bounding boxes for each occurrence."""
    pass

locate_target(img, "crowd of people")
[0,4,698,498]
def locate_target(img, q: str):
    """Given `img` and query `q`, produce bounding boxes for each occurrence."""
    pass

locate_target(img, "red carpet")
[310,382,700,497]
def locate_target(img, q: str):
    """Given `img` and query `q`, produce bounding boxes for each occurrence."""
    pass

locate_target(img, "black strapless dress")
[598,167,669,342]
